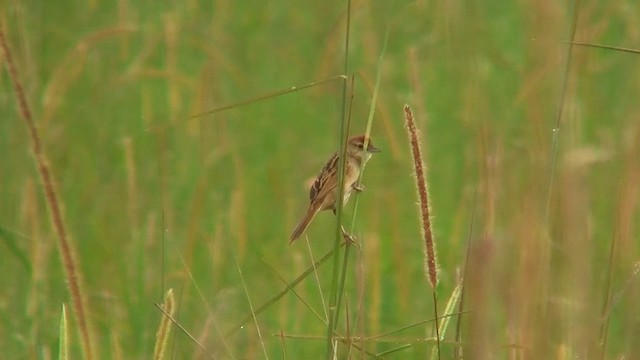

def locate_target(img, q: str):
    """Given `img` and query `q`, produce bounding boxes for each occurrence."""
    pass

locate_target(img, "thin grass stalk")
[234,255,269,359]
[338,339,383,359]
[349,255,364,358]
[280,332,456,359]
[375,344,414,356]
[430,293,441,359]
[598,229,616,359]
[153,289,175,360]
[262,259,328,325]
[569,41,640,54]
[154,304,216,359]
[367,313,468,341]
[598,259,640,357]
[599,124,640,357]
[279,329,288,359]
[171,238,235,357]
[402,104,440,358]
[453,190,477,359]
[305,236,329,321]
[344,295,351,344]
[334,4,391,353]
[334,75,356,328]
[544,0,581,215]
[0,30,94,360]
[227,245,342,338]
[189,75,347,119]
[338,17,394,356]
[326,1,353,356]
[361,5,391,143]
[538,3,580,355]
[430,281,462,360]
[326,109,352,357]
[343,0,392,272]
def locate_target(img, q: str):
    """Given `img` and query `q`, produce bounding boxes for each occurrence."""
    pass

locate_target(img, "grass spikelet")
[153,288,175,360]
[0,30,94,360]
[403,104,438,288]
[403,104,440,359]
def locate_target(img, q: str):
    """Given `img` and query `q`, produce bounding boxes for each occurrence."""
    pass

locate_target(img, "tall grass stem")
[0,29,94,360]
[326,0,353,357]
[403,104,440,359]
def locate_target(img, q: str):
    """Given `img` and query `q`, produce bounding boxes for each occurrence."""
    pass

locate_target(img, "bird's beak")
[368,144,381,153]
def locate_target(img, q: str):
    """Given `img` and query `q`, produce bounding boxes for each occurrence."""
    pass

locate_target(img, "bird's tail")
[290,203,321,244]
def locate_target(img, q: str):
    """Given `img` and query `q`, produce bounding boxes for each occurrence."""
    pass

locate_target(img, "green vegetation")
[2,0,639,358]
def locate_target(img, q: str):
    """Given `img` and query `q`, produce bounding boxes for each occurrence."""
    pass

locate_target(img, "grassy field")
[2,0,640,358]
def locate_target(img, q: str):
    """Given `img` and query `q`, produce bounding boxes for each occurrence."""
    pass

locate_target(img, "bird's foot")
[341,226,358,247]
[352,183,365,193]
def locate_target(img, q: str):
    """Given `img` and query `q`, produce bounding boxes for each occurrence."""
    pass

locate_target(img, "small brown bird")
[290,134,380,243]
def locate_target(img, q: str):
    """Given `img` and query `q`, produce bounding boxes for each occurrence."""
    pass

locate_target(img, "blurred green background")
[2,0,640,358]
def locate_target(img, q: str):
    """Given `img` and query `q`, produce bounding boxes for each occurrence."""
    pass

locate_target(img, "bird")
[290,134,380,244]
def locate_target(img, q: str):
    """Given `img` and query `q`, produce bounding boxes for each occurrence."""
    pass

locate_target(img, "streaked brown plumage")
[290,134,380,243]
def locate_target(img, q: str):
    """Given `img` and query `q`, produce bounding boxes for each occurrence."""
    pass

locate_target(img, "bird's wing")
[309,151,339,202]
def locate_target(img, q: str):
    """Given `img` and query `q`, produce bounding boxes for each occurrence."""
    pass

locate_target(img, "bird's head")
[347,134,380,163]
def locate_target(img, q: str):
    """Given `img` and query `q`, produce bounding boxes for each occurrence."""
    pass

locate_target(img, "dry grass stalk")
[0,30,94,360]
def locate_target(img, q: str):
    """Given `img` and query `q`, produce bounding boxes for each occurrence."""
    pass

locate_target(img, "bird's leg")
[331,209,358,246]
[341,225,358,247]
[352,183,365,193]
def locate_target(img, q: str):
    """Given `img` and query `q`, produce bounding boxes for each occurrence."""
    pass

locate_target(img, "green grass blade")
[58,304,69,360]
